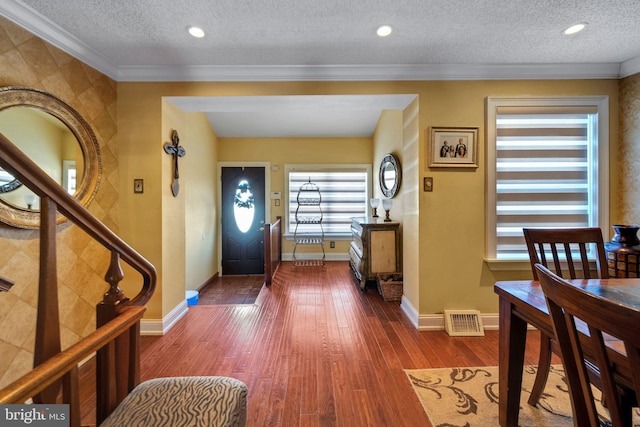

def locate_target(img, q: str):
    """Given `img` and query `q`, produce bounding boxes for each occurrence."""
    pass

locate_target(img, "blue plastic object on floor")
[186,290,198,306]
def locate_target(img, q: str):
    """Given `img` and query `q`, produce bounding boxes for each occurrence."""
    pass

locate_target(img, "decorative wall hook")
[163,129,186,197]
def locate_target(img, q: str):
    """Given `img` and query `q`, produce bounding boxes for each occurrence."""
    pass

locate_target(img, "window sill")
[484,259,532,272]
[484,258,600,272]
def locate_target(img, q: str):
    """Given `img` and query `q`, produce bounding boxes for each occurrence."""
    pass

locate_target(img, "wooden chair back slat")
[536,264,640,427]
[523,227,610,408]
[523,227,609,280]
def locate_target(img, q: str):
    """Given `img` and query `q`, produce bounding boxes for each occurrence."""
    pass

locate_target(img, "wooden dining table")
[494,278,640,427]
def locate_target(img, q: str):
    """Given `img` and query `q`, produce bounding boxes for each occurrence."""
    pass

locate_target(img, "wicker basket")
[376,272,403,302]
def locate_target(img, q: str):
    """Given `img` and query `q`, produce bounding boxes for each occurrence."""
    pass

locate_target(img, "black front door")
[221,167,265,275]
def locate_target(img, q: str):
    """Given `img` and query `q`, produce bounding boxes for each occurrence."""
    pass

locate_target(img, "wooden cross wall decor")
[163,129,186,197]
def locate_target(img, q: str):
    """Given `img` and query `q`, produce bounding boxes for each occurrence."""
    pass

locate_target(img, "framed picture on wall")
[428,126,479,168]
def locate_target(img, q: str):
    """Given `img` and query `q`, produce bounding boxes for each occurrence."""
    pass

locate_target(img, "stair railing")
[0,132,157,425]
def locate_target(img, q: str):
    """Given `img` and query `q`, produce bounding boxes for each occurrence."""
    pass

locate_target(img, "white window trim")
[485,96,609,264]
[284,163,373,240]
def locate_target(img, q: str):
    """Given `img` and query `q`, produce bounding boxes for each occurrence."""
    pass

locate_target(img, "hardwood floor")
[82,261,546,426]
[197,274,264,304]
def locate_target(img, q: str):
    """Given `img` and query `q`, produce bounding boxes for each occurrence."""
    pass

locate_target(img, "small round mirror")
[379,153,401,198]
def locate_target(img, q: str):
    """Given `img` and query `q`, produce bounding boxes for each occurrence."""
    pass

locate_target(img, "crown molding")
[0,1,119,80]
[3,0,638,83]
[620,55,640,78]
[87,58,640,84]
[114,62,623,82]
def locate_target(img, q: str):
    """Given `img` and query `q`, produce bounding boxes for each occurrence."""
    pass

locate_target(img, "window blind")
[288,171,367,235]
[495,111,597,259]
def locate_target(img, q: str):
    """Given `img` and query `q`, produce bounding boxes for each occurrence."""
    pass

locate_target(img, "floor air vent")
[444,310,484,336]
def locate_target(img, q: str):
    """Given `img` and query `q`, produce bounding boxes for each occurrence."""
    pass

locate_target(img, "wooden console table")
[349,217,400,291]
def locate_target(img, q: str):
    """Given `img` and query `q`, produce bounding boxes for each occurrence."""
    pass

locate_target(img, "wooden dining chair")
[535,263,640,427]
[523,227,609,406]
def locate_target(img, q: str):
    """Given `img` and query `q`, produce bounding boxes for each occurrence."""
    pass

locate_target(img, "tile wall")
[0,17,118,388]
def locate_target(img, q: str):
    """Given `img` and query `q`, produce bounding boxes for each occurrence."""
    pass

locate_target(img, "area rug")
[405,365,640,427]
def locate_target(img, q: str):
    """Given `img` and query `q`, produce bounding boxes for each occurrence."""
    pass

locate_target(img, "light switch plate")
[424,177,433,192]
[134,179,144,193]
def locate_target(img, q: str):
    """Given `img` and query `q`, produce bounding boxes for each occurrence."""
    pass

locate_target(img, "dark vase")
[610,224,640,247]
[604,224,640,278]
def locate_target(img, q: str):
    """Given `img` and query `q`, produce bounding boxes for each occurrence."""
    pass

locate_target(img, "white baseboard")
[400,296,420,329]
[282,252,350,261]
[415,313,499,331]
[140,300,189,336]
[400,297,500,332]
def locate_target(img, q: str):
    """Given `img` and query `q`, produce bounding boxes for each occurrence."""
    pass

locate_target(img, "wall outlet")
[330,241,335,248]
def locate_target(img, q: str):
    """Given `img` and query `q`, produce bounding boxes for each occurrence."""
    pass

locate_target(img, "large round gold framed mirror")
[0,86,101,229]
[379,153,401,198]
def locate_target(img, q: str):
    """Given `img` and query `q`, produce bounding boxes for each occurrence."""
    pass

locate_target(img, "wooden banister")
[0,133,156,309]
[0,307,145,404]
[0,131,157,425]
[33,196,62,404]
[264,216,282,286]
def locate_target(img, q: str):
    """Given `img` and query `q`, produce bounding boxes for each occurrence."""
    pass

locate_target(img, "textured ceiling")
[2,0,639,136]
[3,0,640,81]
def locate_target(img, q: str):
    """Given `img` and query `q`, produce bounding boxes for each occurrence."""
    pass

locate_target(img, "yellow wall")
[400,98,420,314]
[370,104,420,318]
[117,84,165,317]
[160,100,187,316]
[417,80,619,315]
[218,136,373,256]
[373,109,405,220]
[183,112,219,291]
[117,79,620,320]
[117,87,220,318]
[372,109,411,303]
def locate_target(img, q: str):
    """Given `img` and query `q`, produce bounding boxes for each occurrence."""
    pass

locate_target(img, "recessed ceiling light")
[376,25,393,37]
[187,26,205,38]
[563,23,587,35]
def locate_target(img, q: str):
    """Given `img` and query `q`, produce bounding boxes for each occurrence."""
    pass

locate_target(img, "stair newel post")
[33,196,62,404]
[98,250,128,323]
[96,250,129,424]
